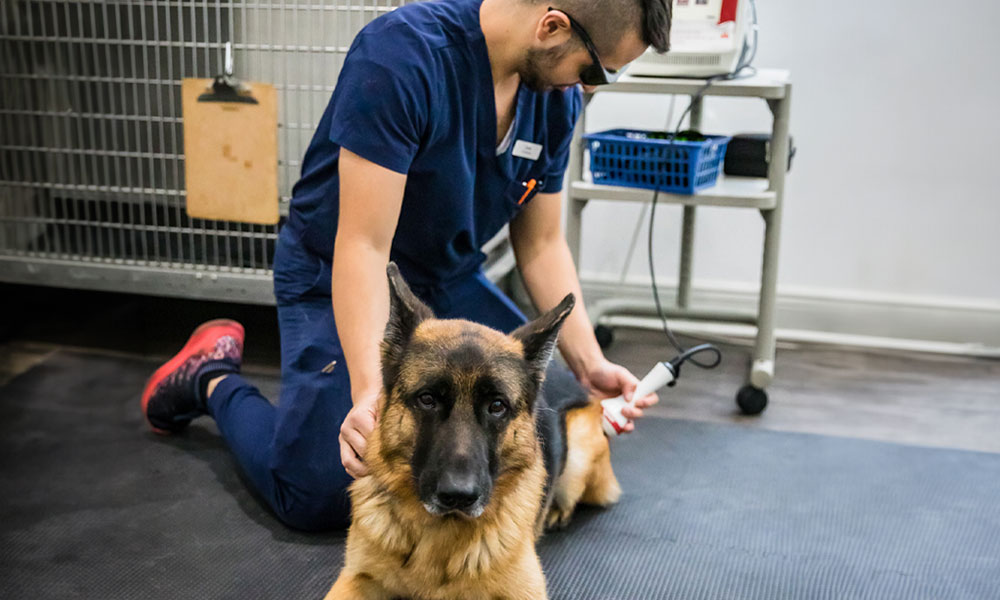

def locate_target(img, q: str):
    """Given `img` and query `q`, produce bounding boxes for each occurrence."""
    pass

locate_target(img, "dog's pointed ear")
[382,262,434,387]
[511,293,575,385]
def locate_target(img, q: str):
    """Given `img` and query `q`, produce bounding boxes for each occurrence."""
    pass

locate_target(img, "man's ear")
[537,8,573,47]
[511,293,576,385]
[381,262,434,388]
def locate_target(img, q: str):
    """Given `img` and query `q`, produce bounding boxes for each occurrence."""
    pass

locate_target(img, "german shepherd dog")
[327,264,621,600]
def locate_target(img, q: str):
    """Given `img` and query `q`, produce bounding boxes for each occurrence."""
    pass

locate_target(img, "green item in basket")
[644,130,708,142]
[673,130,708,142]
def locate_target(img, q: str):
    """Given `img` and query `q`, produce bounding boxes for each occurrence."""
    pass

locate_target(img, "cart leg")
[566,101,588,269]
[567,198,585,268]
[678,95,704,309]
[752,202,778,389]
[750,86,792,391]
[568,97,608,344]
[678,206,696,309]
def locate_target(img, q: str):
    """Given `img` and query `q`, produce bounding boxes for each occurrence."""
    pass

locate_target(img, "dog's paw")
[545,504,574,530]
[585,479,622,507]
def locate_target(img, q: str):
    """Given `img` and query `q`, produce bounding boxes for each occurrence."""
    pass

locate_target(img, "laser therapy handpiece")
[601,361,676,437]
[599,343,722,436]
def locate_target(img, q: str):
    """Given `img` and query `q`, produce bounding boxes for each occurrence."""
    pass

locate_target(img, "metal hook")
[197,41,257,104]
[225,41,233,77]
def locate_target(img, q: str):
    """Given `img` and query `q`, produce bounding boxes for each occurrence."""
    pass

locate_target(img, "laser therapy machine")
[627,0,756,79]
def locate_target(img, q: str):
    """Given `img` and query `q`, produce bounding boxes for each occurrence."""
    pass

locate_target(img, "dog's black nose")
[436,473,481,511]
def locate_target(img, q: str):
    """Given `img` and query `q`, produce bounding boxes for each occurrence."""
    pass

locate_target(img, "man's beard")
[518,44,572,92]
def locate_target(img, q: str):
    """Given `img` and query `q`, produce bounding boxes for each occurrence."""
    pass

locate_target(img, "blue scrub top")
[285,0,582,290]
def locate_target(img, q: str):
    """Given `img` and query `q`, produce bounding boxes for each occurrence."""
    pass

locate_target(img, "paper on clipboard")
[181,78,278,225]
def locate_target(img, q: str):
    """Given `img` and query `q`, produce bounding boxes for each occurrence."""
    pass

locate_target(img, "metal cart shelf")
[566,69,792,414]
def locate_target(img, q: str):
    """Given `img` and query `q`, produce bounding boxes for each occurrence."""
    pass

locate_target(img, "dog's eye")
[487,399,507,417]
[417,393,437,409]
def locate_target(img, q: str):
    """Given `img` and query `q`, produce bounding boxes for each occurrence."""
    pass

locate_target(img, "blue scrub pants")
[206,228,531,531]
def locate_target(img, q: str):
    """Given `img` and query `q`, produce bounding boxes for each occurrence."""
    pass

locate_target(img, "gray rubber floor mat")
[2,351,999,599]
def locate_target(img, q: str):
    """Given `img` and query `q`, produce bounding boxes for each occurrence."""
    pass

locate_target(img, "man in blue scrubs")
[143,0,672,531]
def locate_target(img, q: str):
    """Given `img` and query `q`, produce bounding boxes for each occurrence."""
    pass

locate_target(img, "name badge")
[512,140,543,161]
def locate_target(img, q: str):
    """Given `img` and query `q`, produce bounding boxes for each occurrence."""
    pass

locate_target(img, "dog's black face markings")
[381,263,576,519]
[404,364,523,518]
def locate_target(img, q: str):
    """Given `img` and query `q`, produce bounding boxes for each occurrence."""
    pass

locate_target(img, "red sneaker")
[141,319,244,434]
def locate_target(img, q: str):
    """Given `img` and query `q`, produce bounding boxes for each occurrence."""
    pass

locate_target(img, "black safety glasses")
[548,7,623,86]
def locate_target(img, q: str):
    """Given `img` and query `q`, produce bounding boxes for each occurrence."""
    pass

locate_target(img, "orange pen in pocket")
[517,178,538,205]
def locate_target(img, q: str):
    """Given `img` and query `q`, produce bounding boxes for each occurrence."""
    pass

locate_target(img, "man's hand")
[580,357,659,434]
[339,391,380,478]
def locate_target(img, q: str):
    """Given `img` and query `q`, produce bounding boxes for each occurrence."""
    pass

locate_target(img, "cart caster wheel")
[737,385,768,415]
[595,325,614,350]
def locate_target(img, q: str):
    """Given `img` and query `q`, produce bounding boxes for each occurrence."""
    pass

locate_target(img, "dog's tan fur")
[328,274,621,600]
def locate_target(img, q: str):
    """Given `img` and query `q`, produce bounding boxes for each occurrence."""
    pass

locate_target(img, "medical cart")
[565,69,792,414]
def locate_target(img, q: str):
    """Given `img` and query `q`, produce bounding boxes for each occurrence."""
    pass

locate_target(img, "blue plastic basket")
[583,129,731,194]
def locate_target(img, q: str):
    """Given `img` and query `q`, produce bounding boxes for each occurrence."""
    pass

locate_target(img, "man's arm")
[333,148,406,477]
[508,192,657,428]
[509,192,601,377]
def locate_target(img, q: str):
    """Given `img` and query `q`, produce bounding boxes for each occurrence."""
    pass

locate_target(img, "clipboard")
[182,50,278,225]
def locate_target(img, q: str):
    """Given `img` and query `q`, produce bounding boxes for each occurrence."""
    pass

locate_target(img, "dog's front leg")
[497,553,548,600]
[324,571,392,600]
[505,579,548,600]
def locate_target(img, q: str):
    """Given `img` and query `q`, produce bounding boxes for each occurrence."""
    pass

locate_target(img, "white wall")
[579,0,1000,350]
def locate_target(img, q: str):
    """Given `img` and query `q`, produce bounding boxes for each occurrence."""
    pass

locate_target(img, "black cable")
[670,343,723,374]
[642,74,725,371]
[642,0,761,372]
[647,183,721,370]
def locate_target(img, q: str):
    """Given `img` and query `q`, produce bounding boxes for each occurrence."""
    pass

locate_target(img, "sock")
[195,360,240,409]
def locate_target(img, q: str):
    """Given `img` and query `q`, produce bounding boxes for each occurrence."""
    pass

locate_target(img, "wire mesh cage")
[0,0,405,303]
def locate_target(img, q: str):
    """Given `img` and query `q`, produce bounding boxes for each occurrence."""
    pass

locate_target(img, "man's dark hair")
[639,0,672,53]
[530,0,672,55]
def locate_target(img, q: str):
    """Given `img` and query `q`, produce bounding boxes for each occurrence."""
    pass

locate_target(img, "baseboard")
[580,274,1000,358]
